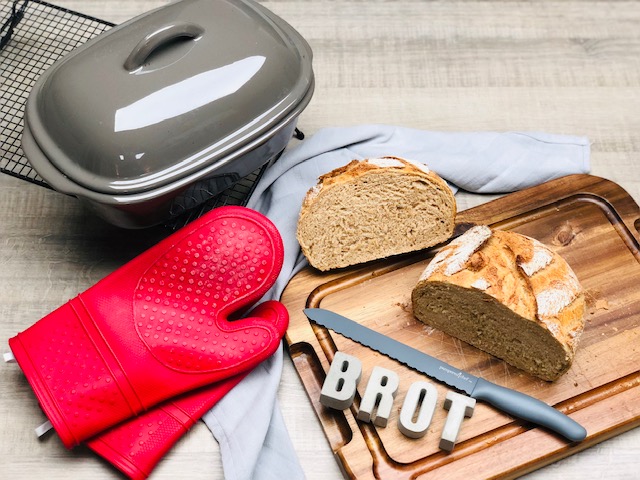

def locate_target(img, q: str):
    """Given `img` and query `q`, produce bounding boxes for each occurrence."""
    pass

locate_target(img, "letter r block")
[356,366,399,427]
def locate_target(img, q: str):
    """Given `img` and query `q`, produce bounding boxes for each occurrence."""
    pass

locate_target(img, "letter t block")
[439,391,476,452]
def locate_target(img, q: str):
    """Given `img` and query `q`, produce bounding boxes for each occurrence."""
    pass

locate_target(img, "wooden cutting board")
[280,174,640,479]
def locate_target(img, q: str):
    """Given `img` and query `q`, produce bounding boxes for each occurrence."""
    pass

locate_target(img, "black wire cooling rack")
[0,0,292,229]
[0,0,113,187]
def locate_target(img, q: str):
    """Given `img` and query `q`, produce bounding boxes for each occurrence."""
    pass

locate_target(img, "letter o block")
[398,381,438,438]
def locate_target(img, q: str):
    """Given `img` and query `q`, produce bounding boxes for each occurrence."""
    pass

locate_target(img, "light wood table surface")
[1,1,639,479]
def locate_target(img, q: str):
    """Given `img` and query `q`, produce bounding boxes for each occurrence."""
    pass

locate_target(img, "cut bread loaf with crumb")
[411,225,585,381]
[296,157,456,271]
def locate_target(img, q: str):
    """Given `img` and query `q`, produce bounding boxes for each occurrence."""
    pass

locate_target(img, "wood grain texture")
[281,174,640,479]
[2,1,640,479]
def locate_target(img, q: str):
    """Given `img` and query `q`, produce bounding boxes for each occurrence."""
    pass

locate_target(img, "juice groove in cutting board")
[281,174,640,479]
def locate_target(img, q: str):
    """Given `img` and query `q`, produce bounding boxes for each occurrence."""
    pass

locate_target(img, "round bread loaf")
[296,157,456,271]
[411,225,585,381]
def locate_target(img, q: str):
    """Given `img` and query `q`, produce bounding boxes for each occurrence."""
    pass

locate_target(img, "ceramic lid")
[25,0,313,194]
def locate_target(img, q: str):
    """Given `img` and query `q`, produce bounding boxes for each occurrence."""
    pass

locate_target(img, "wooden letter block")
[320,352,362,410]
[318,353,478,447]
[439,391,476,452]
[397,381,438,438]
[356,366,399,427]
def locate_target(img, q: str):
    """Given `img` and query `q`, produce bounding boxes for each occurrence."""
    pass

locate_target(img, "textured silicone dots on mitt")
[88,379,243,480]
[133,211,281,372]
[87,301,287,480]
[8,206,287,448]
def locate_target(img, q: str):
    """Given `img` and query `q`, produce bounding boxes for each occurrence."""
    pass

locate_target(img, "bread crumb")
[422,325,437,336]
[395,301,412,314]
[585,290,610,314]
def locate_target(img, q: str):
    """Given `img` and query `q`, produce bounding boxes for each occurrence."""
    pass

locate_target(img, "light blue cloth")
[202,125,590,479]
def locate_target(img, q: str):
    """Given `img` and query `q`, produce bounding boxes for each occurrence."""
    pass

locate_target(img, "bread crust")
[412,225,585,381]
[300,157,455,211]
[297,157,456,271]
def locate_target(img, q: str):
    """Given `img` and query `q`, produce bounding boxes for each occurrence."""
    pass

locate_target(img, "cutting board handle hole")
[634,217,640,235]
[290,342,354,446]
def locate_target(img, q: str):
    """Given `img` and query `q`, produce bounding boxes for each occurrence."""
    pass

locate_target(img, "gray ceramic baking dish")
[22,0,314,228]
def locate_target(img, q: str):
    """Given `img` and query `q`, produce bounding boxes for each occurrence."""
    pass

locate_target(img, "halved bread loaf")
[411,225,585,381]
[296,157,456,271]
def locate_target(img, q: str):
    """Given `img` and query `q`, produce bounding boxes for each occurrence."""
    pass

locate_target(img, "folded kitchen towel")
[203,125,591,479]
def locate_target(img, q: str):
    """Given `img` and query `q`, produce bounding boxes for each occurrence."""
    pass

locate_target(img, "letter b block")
[320,352,362,410]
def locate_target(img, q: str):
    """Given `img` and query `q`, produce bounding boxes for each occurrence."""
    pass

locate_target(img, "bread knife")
[304,308,587,442]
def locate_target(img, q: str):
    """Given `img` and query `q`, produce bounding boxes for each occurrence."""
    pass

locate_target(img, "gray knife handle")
[471,378,587,442]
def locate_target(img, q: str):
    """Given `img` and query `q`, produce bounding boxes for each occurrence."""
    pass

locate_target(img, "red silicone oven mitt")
[86,300,287,480]
[88,372,245,480]
[9,206,287,448]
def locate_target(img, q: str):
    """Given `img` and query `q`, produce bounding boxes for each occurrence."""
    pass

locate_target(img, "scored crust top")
[300,156,453,210]
[418,225,585,353]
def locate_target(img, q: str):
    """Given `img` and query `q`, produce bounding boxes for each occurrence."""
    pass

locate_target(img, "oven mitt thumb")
[87,300,287,480]
[9,206,287,448]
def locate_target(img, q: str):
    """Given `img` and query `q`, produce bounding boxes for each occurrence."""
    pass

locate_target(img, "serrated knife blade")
[304,308,587,442]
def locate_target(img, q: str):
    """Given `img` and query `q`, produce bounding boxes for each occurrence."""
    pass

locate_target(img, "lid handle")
[124,21,204,71]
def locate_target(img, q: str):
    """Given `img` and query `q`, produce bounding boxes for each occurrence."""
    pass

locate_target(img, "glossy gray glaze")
[23,0,314,227]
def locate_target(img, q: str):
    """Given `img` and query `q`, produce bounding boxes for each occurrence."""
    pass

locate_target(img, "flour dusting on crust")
[536,273,582,318]
[519,242,554,277]
[443,225,492,276]
[541,319,561,337]
[471,278,491,290]
[305,184,323,202]
[419,225,492,280]
[367,157,405,168]
[367,157,431,174]
[400,158,431,174]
